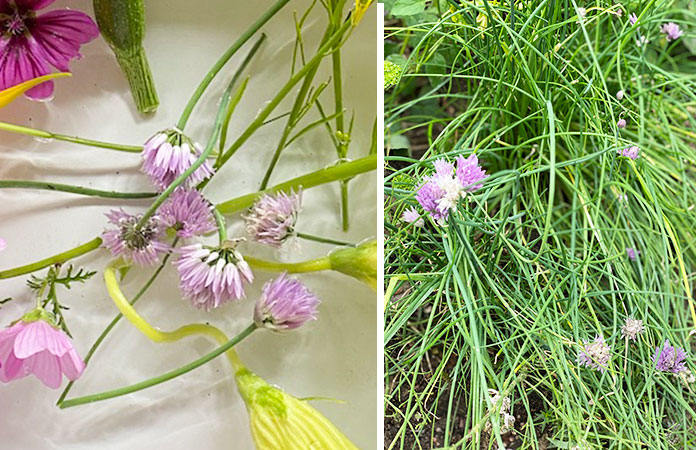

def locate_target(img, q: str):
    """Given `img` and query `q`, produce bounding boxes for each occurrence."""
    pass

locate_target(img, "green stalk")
[213,209,227,243]
[296,232,353,247]
[93,0,159,114]
[176,0,289,130]
[216,20,353,169]
[0,180,155,199]
[0,238,102,279]
[0,155,376,280]
[0,122,141,152]
[59,324,257,408]
[56,237,179,405]
[215,153,376,214]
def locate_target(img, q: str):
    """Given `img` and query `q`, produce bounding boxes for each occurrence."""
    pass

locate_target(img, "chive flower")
[617,118,627,129]
[616,90,625,100]
[661,22,683,42]
[577,335,611,372]
[0,0,99,100]
[628,13,637,26]
[0,308,84,388]
[159,188,216,238]
[618,146,640,160]
[401,207,424,227]
[654,339,687,373]
[244,189,302,248]
[621,317,645,341]
[254,273,320,331]
[626,247,639,260]
[101,209,170,265]
[141,129,214,191]
[416,155,488,222]
[174,242,254,310]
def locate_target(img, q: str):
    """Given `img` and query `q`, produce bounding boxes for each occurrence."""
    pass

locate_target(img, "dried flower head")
[0,308,84,388]
[654,339,687,373]
[618,146,640,160]
[159,188,216,238]
[661,22,683,42]
[245,189,302,248]
[621,317,645,341]
[174,242,254,310]
[402,207,424,227]
[577,335,611,372]
[254,273,320,331]
[485,389,515,433]
[141,129,214,191]
[101,209,170,265]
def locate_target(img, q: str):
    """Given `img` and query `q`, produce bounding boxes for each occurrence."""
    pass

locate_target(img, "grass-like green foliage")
[384,1,696,449]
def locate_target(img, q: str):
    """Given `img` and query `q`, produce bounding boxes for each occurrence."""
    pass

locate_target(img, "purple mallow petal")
[29,10,99,71]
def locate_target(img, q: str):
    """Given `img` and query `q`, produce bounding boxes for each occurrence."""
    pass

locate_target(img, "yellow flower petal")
[0,73,71,108]
[352,0,373,27]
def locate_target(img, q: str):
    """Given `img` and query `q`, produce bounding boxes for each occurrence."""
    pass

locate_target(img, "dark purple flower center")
[1,3,33,37]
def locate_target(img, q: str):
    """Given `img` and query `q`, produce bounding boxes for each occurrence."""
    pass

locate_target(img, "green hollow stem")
[56,237,180,405]
[0,237,102,280]
[176,0,289,130]
[213,209,227,243]
[0,180,156,199]
[59,323,257,409]
[216,19,353,169]
[0,155,376,280]
[296,232,353,247]
[216,153,376,214]
[0,121,141,153]
[245,256,331,273]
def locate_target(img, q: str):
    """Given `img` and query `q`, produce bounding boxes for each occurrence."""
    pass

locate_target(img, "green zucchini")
[93,0,159,114]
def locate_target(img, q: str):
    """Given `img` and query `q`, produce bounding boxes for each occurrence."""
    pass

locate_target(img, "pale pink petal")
[1,351,27,381]
[27,350,62,388]
[59,348,85,380]
[14,320,71,358]
[29,10,99,72]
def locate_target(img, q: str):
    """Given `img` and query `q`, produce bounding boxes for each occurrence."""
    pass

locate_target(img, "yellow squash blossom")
[0,73,70,108]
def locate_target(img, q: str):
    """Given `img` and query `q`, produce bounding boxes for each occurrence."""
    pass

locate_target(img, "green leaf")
[391,0,426,16]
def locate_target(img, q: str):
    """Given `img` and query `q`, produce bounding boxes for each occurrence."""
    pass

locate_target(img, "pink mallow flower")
[254,273,320,331]
[661,22,683,42]
[415,154,488,222]
[0,0,99,100]
[141,129,214,191]
[244,189,302,248]
[174,242,254,310]
[0,310,84,388]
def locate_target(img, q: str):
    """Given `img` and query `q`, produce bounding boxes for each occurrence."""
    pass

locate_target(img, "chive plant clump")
[384,1,696,449]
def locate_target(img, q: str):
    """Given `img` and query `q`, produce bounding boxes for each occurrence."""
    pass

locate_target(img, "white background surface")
[0,1,377,448]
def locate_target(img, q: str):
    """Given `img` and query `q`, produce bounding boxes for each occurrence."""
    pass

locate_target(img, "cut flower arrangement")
[0,0,377,448]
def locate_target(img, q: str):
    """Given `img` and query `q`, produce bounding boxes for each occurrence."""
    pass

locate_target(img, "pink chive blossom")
[654,339,687,373]
[661,22,683,42]
[415,154,488,222]
[618,146,640,160]
[577,335,611,372]
[402,207,424,227]
[254,273,320,331]
[244,189,302,248]
[174,242,254,310]
[141,130,214,191]
[101,209,170,266]
[0,0,99,100]
[628,13,638,26]
[159,188,216,238]
[626,247,639,260]
[617,118,627,129]
[0,311,84,388]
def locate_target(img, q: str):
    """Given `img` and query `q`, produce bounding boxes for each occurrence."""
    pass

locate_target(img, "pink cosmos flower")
[0,0,99,100]
[0,316,84,388]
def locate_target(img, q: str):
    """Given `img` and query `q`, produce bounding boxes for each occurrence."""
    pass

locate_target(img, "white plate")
[0,1,377,448]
